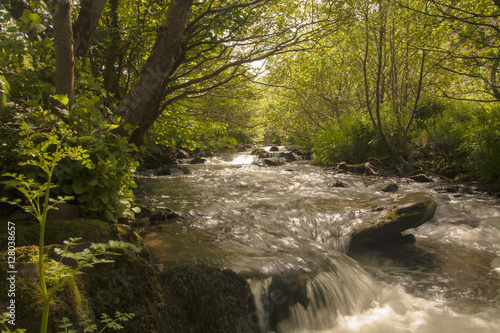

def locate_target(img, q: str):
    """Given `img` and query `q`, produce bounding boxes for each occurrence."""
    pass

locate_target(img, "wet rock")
[409,174,434,183]
[378,183,399,193]
[134,205,189,225]
[266,271,310,332]
[155,165,190,176]
[1,237,253,333]
[292,150,312,160]
[270,146,280,152]
[262,158,285,167]
[237,146,247,152]
[349,192,437,251]
[201,151,215,158]
[259,152,274,158]
[190,156,207,164]
[176,149,190,159]
[281,152,297,162]
[329,180,348,188]
[436,184,474,195]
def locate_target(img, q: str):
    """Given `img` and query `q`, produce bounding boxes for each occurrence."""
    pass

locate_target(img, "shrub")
[312,112,387,165]
[461,104,500,181]
[1,105,138,221]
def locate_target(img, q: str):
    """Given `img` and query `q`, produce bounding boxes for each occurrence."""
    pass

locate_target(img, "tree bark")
[364,1,405,165]
[494,0,500,11]
[51,0,74,108]
[73,0,107,58]
[114,0,194,145]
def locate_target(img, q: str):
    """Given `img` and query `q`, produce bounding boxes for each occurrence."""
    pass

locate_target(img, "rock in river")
[349,192,437,252]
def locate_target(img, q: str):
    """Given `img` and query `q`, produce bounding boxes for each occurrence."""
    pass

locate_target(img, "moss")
[0,257,43,332]
[113,224,144,248]
[49,276,92,331]
[0,224,253,333]
[0,245,39,263]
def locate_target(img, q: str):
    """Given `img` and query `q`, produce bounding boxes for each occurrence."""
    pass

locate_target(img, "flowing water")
[136,148,500,333]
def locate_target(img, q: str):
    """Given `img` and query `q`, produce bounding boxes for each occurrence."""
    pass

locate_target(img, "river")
[136,147,500,333]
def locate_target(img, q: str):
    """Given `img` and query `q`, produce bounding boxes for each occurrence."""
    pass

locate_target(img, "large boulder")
[349,192,437,251]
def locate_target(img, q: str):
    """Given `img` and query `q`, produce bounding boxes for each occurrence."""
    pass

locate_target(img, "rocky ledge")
[0,219,256,333]
[349,192,437,252]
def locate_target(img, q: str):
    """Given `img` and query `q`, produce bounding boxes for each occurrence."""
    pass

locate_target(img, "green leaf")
[78,136,93,142]
[104,124,120,131]
[53,94,69,106]
[72,183,86,194]
[28,13,42,24]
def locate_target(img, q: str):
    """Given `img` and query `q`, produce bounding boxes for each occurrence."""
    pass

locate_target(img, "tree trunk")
[364,1,405,165]
[114,0,194,145]
[494,0,500,11]
[73,0,107,58]
[51,0,74,108]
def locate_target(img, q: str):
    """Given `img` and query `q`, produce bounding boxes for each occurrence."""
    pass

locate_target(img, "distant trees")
[263,0,433,163]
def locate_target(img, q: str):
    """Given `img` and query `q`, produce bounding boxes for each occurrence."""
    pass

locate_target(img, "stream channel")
[136,147,500,333]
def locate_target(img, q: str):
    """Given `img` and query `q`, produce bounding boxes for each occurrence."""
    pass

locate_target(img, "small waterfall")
[245,255,381,333]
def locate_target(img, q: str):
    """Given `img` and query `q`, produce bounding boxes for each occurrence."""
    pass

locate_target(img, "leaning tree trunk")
[73,0,107,58]
[114,0,194,145]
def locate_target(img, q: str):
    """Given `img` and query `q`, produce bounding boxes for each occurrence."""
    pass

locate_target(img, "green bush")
[461,104,500,181]
[312,112,386,165]
[1,106,138,221]
[410,100,477,178]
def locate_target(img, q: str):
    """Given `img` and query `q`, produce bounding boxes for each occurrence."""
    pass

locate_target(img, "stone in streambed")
[349,192,437,251]
[378,183,399,193]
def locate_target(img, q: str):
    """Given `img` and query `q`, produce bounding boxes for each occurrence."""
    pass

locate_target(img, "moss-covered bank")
[0,219,256,332]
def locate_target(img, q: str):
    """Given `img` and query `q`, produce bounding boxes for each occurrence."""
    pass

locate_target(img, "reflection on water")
[136,151,500,332]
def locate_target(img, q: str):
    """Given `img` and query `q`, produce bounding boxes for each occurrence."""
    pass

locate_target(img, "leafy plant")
[58,311,136,333]
[1,122,138,333]
[461,104,500,181]
[312,112,386,165]
[0,313,26,332]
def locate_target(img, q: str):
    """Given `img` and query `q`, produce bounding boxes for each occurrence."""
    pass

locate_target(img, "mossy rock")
[81,255,255,332]
[1,246,255,332]
[0,246,91,332]
[349,192,437,251]
[0,216,253,332]
[160,264,254,333]
[0,219,144,250]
